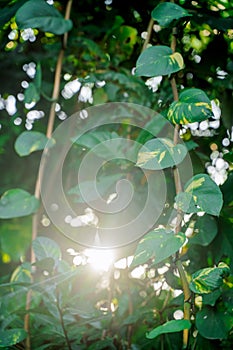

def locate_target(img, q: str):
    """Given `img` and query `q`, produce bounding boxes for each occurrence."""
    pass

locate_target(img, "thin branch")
[142,18,154,52]
[170,23,191,350]
[24,1,73,348]
[56,290,72,350]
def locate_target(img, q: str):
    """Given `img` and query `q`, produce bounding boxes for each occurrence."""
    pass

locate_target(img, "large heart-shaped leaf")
[15,131,54,156]
[175,174,223,216]
[32,236,61,261]
[15,0,72,35]
[196,306,233,339]
[152,2,191,27]
[0,329,27,347]
[167,88,213,124]
[136,138,187,170]
[131,228,186,267]
[135,45,184,77]
[0,189,39,219]
[147,320,191,339]
[190,214,218,246]
[189,262,230,294]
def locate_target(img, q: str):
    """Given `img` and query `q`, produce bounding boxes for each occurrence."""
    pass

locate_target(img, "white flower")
[141,31,148,40]
[62,79,81,99]
[153,24,161,33]
[69,208,99,227]
[78,85,93,104]
[211,100,221,119]
[5,95,17,116]
[21,28,36,42]
[145,76,162,92]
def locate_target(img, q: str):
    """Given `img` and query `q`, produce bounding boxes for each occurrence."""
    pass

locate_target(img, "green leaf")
[135,45,184,77]
[167,88,213,124]
[15,131,54,156]
[196,306,233,339]
[0,189,39,219]
[190,214,218,246]
[32,236,61,261]
[73,130,125,159]
[189,262,230,294]
[68,174,123,203]
[11,262,31,283]
[0,0,28,28]
[131,228,186,267]
[15,0,72,35]
[0,329,27,347]
[136,138,187,170]
[151,2,191,27]
[146,319,191,339]
[175,174,223,216]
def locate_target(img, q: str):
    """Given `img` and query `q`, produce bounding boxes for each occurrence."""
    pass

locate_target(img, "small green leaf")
[135,45,184,77]
[131,228,186,267]
[0,189,39,219]
[136,138,187,170]
[0,329,27,347]
[147,319,191,339]
[152,2,191,27]
[190,214,218,246]
[15,131,54,156]
[196,306,233,339]
[32,236,61,261]
[15,0,72,35]
[189,262,230,294]
[167,88,213,124]
[175,174,223,216]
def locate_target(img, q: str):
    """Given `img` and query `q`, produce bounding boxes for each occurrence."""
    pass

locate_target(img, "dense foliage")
[0,0,233,349]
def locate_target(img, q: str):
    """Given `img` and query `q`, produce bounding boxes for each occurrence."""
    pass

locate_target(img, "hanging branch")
[170,27,191,350]
[24,1,73,349]
[142,18,154,52]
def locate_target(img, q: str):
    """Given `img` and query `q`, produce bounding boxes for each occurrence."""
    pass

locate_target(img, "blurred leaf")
[69,174,123,203]
[136,137,187,170]
[15,0,72,35]
[131,228,186,267]
[0,189,39,219]
[0,217,32,261]
[73,130,126,159]
[190,214,218,246]
[135,46,184,77]
[196,306,233,339]
[189,262,230,294]
[167,88,213,124]
[0,0,28,28]
[32,236,61,261]
[152,2,191,27]
[15,131,54,156]
[175,174,223,216]
[0,328,27,347]
[11,262,31,283]
[146,319,191,339]
[202,289,221,306]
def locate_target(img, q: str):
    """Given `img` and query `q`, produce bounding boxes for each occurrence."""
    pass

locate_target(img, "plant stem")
[170,24,191,350]
[56,290,72,350]
[142,18,154,51]
[24,1,73,348]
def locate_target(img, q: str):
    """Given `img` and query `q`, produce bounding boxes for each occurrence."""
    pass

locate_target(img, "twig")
[142,18,154,52]
[24,1,73,348]
[170,23,191,350]
[56,290,72,350]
